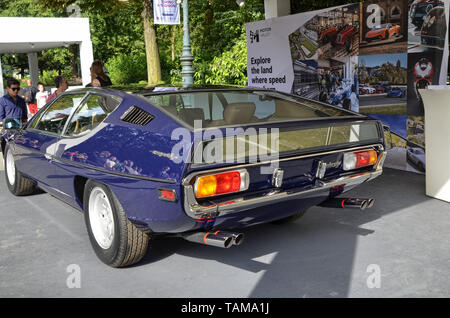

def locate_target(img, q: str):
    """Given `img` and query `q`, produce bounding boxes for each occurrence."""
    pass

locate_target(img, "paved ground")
[0,166,449,298]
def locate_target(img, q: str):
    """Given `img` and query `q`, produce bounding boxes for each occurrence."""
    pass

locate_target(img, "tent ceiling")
[0,42,79,54]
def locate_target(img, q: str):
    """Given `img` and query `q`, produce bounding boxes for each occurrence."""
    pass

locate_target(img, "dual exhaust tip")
[319,197,375,210]
[182,230,244,249]
[182,197,374,248]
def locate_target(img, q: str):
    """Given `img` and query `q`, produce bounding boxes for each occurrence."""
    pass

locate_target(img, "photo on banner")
[408,0,446,53]
[358,53,407,115]
[316,3,360,59]
[406,49,443,116]
[364,114,407,171]
[291,60,320,100]
[289,16,319,60]
[359,0,409,56]
[317,57,359,112]
[406,116,425,174]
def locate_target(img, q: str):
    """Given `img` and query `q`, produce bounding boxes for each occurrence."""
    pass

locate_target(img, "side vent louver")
[120,106,154,126]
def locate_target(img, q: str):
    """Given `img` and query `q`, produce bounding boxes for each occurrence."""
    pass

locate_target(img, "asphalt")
[359,95,407,107]
[0,163,449,297]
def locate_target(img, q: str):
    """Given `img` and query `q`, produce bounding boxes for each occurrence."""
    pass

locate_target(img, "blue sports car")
[387,88,406,98]
[1,87,388,267]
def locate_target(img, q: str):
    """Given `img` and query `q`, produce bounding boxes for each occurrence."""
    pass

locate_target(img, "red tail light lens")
[194,170,249,198]
[343,150,378,171]
[355,150,378,168]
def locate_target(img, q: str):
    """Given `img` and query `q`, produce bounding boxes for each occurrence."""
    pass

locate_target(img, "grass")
[359,104,407,115]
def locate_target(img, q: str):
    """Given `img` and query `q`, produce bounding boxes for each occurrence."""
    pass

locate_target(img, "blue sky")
[359,53,407,68]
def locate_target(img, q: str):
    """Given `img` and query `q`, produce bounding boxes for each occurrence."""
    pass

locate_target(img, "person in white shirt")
[35,82,49,110]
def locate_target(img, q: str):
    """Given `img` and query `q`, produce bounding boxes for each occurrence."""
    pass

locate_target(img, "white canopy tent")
[0,17,94,95]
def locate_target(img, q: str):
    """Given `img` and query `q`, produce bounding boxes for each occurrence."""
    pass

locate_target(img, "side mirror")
[3,117,22,130]
[383,125,393,150]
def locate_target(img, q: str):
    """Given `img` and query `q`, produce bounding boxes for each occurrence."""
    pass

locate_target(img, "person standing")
[0,78,28,126]
[47,76,68,102]
[35,82,49,110]
[20,79,38,115]
[90,60,112,87]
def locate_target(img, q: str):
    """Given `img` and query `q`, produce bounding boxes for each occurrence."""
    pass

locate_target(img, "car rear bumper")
[182,149,386,220]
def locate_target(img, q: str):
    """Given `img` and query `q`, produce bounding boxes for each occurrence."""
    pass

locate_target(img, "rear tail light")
[343,150,378,171]
[194,169,249,198]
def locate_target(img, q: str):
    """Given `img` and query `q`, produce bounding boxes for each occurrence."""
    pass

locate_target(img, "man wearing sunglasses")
[0,78,28,129]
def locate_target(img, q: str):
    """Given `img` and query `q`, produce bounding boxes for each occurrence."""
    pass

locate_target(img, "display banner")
[246,0,450,174]
[153,0,180,25]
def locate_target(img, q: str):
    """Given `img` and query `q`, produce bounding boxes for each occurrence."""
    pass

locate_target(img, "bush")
[105,54,147,85]
[196,34,248,87]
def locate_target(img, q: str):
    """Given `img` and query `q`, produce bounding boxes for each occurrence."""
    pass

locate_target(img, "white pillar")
[264,0,291,19]
[79,40,94,87]
[27,52,39,87]
[0,56,3,96]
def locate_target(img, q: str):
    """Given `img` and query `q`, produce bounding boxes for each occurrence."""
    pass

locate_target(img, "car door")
[13,93,87,194]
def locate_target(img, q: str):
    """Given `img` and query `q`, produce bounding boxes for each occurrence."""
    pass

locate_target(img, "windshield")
[144,90,357,128]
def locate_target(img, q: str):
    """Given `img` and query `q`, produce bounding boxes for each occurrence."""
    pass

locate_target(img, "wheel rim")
[89,187,115,249]
[6,150,16,186]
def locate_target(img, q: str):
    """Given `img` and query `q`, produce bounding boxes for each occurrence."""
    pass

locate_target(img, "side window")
[65,94,116,137]
[30,94,86,134]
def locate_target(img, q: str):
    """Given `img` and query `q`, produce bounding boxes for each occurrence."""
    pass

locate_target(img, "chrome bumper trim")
[183,165,384,219]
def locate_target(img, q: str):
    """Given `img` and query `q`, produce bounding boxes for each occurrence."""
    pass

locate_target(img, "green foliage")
[195,34,248,86]
[39,69,72,86]
[159,0,264,86]
[105,54,147,85]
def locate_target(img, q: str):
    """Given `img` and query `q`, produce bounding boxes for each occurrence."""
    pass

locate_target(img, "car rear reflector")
[158,188,177,202]
[194,170,249,198]
[343,150,378,171]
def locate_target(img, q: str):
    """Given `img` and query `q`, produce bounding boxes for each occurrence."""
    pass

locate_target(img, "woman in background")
[90,60,112,87]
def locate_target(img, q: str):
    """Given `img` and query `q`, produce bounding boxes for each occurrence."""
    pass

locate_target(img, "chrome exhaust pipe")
[215,231,245,246]
[319,198,374,210]
[181,231,234,248]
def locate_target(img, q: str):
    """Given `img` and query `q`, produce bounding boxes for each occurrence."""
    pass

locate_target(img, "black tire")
[271,210,308,225]
[4,145,35,196]
[84,179,149,267]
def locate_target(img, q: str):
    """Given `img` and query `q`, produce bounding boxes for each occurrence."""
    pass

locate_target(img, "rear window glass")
[193,121,381,164]
[145,90,356,128]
